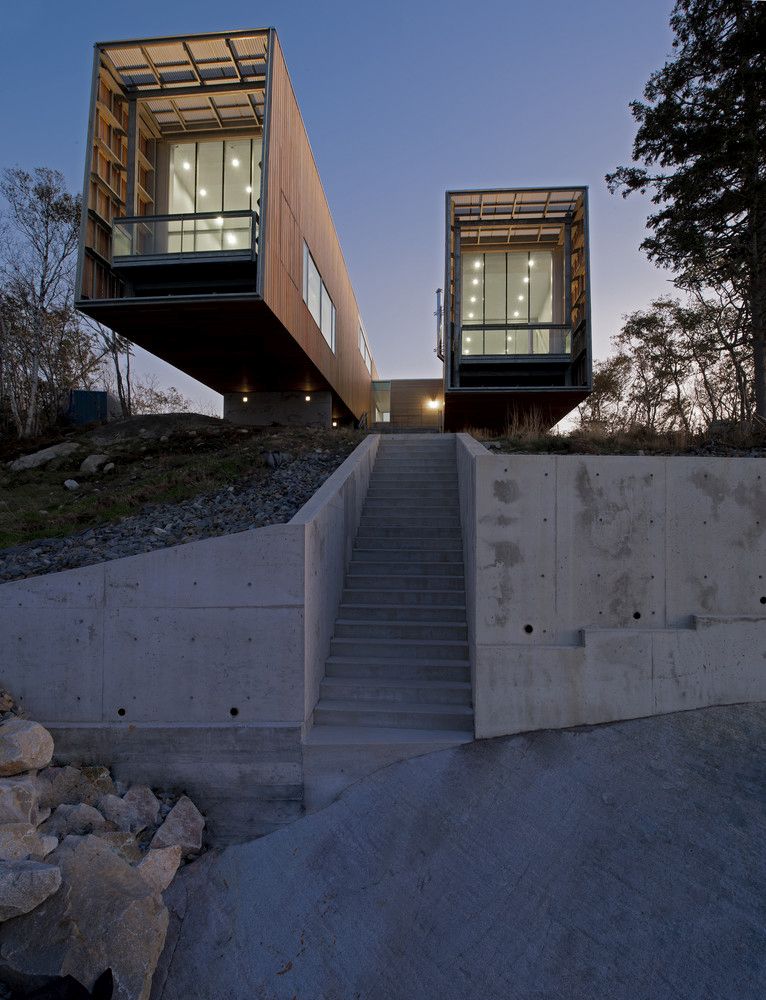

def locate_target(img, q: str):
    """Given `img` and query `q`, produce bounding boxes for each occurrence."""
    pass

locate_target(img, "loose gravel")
[0,449,347,584]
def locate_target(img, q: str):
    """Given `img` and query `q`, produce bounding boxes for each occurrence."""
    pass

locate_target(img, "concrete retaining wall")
[456,435,766,738]
[0,434,379,841]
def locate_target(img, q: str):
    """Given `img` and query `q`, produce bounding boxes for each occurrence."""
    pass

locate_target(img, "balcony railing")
[460,324,571,358]
[112,211,257,262]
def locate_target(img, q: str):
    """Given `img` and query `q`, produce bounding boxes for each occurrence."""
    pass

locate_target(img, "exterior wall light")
[305,395,311,402]
[242,396,248,403]
[427,399,441,410]
[332,420,338,427]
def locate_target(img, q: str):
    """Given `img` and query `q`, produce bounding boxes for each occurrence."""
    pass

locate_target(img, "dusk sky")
[0,0,676,413]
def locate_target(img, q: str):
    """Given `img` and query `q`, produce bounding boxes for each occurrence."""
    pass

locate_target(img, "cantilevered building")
[441,187,592,430]
[75,29,377,427]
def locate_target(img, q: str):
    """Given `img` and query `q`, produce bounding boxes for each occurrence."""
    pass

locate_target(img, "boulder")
[79,453,110,476]
[0,718,54,776]
[0,823,57,862]
[89,830,143,863]
[0,690,17,714]
[40,803,107,838]
[150,796,204,858]
[136,846,182,893]
[0,835,168,1000]
[123,785,160,829]
[97,793,151,834]
[8,442,80,472]
[0,858,61,922]
[37,764,115,810]
[0,776,49,825]
[63,479,79,491]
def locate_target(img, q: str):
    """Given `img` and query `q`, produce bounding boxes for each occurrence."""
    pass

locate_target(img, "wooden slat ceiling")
[452,188,583,245]
[100,31,269,134]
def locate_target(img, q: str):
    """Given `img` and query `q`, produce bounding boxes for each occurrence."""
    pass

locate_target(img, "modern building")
[75,29,377,428]
[440,187,592,431]
[74,31,591,433]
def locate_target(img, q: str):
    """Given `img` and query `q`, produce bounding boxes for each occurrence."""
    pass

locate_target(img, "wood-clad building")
[441,187,592,431]
[75,29,377,426]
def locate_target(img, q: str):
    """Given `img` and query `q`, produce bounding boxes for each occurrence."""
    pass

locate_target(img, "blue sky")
[0,0,676,412]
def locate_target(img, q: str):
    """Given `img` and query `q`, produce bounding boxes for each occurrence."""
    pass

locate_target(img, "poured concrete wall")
[223,390,333,427]
[456,435,766,738]
[0,434,378,841]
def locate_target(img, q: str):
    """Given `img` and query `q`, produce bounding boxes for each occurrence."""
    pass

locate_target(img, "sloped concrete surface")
[153,704,766,1000]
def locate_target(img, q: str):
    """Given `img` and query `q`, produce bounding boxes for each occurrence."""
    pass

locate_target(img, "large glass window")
[303,242,335,352]
[169,138,262,216]
[359,322,373,373]
[460,249,558,356]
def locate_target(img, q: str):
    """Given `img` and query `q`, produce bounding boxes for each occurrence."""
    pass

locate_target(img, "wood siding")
[262,33,375,421]
[390,379,444,429]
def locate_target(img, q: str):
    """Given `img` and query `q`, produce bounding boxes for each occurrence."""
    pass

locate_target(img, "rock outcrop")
[0,693,205,999]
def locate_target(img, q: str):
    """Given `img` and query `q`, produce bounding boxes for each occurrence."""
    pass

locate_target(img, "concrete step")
[329,636,469,661]
[360,511,460,525]
[320,676,472,706]
[345,574,465,592]
[347,562,465,579]
[364,491,460,503]
[352,547,464,564]
[337,602,467,622]
[363,498,459,511]
[334,619,468,641]
[370,475,457,486]
[305,724,472,746]
[325,655,470,681]
[356,525,462,540]
[343,587,465,606]
[313,699,474,732]
[353,536,463,551]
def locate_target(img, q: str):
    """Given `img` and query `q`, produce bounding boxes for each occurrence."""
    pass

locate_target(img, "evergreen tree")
[607,0,766,418]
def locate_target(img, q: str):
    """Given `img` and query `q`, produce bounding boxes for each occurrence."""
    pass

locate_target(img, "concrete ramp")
[152,703,766,1000]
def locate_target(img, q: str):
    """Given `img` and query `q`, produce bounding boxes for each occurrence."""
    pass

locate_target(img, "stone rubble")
[1,443,352,584]
[0,691,206,999]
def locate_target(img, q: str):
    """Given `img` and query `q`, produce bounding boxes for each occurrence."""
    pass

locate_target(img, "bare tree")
[0,167,81,437]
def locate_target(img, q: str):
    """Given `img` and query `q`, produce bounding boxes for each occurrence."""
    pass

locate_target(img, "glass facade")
[302,242,336,352]
[359,322,373,374]
[169,138,262,217]
[460,249,567,357]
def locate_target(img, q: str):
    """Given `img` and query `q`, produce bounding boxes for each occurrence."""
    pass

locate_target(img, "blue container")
[68,390,108,425]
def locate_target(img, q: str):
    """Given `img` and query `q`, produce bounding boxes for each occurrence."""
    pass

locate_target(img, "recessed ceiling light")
[472,278,479,286]
[466,336,472,343]
[468,312,474,319]
[245,185,252,194]
[182,161,191,171]
[226,232,237,245]
[199,188,207,197]
[215,216,224,226]
[470,296,477,303]
[513,311,520,318]
[231,158,240,167]
[518,295,524,301]
[523,276,529,284]
[528,259,535,267]
[473,260,482,269]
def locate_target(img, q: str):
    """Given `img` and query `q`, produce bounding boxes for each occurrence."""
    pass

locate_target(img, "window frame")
[302,241,336,353]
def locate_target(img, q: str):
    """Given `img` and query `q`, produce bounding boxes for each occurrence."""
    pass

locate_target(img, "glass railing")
[112,211,257,260]
[461,325,571,357]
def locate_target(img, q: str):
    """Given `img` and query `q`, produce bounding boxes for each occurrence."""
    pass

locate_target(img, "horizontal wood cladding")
[262,33,373,421]
[390,379,444,429]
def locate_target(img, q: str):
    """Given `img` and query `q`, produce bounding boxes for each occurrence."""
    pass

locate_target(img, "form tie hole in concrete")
[117,708,126,717]
[524,624,534,634]
[760,596,766,605]
[633,612,642,620]
[230,707,239,717]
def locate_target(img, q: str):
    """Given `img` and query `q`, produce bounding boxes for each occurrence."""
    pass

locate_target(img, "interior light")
[472,278,479,286]
[199,188,207,197]
[518,295,524,301]
[182,161,191,171]
[513,310,520,318]
[468,312,474,319]
[242,395,248,403]
[470,296,477,303]
[466,336,472,343]
[226,232,237,245]
[523,276,529,284]
[305,395,311,402]
[215,216,224,226]
[528,259,535,267]
[464,349,470,354]
[473,260,482,269]
[231,158,240,167]
[245,185,252,194]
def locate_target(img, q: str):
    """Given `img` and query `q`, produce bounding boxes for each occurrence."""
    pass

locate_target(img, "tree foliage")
[579,296,753,431]
[606,0,766,417]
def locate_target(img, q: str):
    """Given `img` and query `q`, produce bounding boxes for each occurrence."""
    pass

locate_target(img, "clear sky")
[0,0,677,413]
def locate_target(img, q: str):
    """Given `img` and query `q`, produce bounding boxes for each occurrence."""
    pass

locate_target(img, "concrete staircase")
[304,434,473,808]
